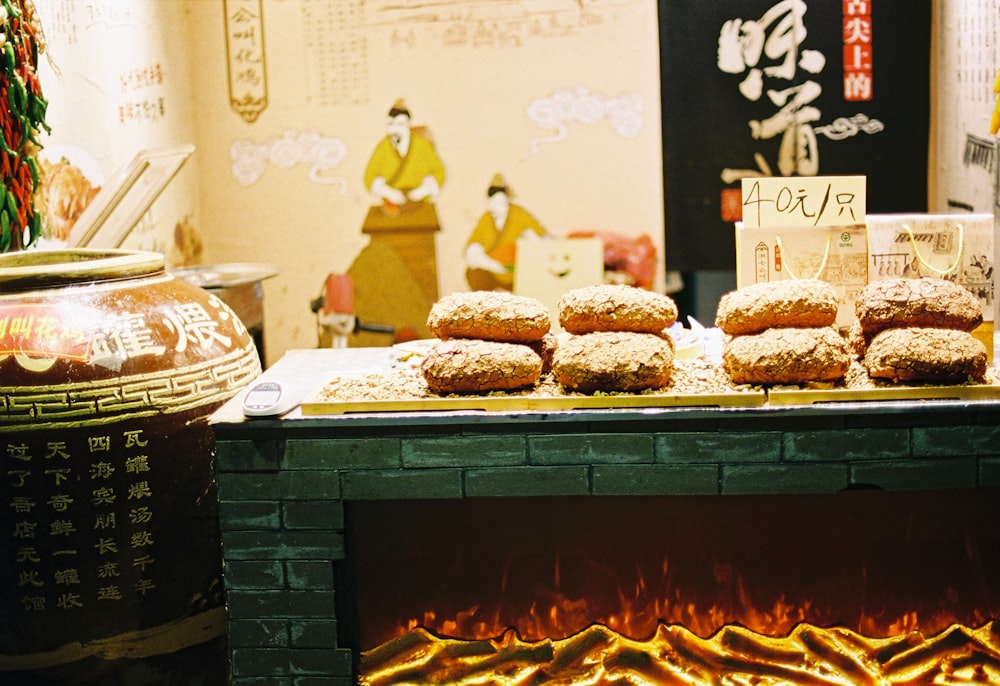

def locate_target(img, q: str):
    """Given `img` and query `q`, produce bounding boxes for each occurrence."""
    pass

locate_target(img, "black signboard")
[661,0,931,271]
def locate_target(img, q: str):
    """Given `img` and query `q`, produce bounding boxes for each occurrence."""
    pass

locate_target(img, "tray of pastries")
[303,278,1000,416]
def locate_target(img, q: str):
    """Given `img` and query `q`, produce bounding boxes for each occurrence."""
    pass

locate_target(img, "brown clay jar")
[0,249,261,685]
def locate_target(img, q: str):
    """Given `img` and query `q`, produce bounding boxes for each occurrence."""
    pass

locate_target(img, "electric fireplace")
[347,492,1000,685]
[210,356,1000,685]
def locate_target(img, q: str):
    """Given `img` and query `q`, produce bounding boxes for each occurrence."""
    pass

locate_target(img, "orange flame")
[393,559,982,644]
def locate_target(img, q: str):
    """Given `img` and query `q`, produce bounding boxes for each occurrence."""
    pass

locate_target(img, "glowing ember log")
[359,621,1000,686]
[792,624,882,686]
[881,624,998,682]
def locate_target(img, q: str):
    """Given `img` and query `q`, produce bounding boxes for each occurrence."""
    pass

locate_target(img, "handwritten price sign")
[740,176,866,229]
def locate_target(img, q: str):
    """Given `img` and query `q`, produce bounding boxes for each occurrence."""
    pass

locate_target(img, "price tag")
[740,176,866,229]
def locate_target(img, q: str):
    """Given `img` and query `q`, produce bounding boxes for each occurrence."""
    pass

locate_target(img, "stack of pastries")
[421,291,554,394]
[420,285,681,396]
[715,279,851,385]
[551,284,678,393]
[852,277,987,383]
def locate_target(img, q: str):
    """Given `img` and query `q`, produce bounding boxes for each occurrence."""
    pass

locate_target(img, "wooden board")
[301,383,1000,415]
[300,390,767,415]
[766,383,1000,405]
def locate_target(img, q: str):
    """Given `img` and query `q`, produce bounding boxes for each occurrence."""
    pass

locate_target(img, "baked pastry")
[715,279,839,336]
[552,331,674,393]
[525,332,558,374]
[427,291,550,343]
[557,284,678,335]
[722,327,850,385]
[855,277,982,336]
[864,327,988,383]
[845,321,868,360]
[421,339,543,394]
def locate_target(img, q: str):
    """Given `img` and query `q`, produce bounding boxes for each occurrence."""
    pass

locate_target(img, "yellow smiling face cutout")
[546,248,577,280]
[514,236,605,331]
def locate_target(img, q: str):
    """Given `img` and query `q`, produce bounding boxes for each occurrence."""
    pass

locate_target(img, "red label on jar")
[0,304,96,361]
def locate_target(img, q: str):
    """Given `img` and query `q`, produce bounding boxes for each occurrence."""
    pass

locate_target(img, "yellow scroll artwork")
[224,0,268,123]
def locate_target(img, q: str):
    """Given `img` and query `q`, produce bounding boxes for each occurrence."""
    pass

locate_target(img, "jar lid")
[0,249,165,290]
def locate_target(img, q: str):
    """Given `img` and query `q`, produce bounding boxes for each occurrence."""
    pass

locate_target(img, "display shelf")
[300,388,766,415]
[767,383,1000,406]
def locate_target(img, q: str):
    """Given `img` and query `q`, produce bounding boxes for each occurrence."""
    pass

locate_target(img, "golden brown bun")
[421,339,543,394]
[558,284,678,335]
[855,277,982,336]
[723,327,850,385]
[552,331,673,393]
[864,327,987,383]
[427,291,550,343]
[715,279,839,336]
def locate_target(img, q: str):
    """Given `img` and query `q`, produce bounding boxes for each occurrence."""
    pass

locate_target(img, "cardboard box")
[735,222,869,329]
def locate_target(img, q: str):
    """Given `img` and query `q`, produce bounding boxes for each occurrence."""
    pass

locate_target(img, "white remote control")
[241,380,301,417]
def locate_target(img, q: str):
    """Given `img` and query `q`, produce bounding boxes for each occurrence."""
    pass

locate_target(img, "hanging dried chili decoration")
[1,0,49,252]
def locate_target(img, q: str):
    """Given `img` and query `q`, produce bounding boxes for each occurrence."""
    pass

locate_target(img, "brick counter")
[210,349,1000,684]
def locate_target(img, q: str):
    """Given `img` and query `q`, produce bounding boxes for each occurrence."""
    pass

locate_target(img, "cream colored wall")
[187,1,664,366]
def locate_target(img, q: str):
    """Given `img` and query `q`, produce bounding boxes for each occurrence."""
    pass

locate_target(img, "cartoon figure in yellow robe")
[465,173,549,291]
[364,99,446,211]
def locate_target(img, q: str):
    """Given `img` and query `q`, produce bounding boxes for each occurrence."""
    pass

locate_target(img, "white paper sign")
[740,176,867,229]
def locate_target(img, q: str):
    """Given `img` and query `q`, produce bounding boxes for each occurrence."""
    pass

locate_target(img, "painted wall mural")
[201,0,665,356]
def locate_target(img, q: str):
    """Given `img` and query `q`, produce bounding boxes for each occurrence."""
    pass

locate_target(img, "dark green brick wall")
[214,407,1000,683]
